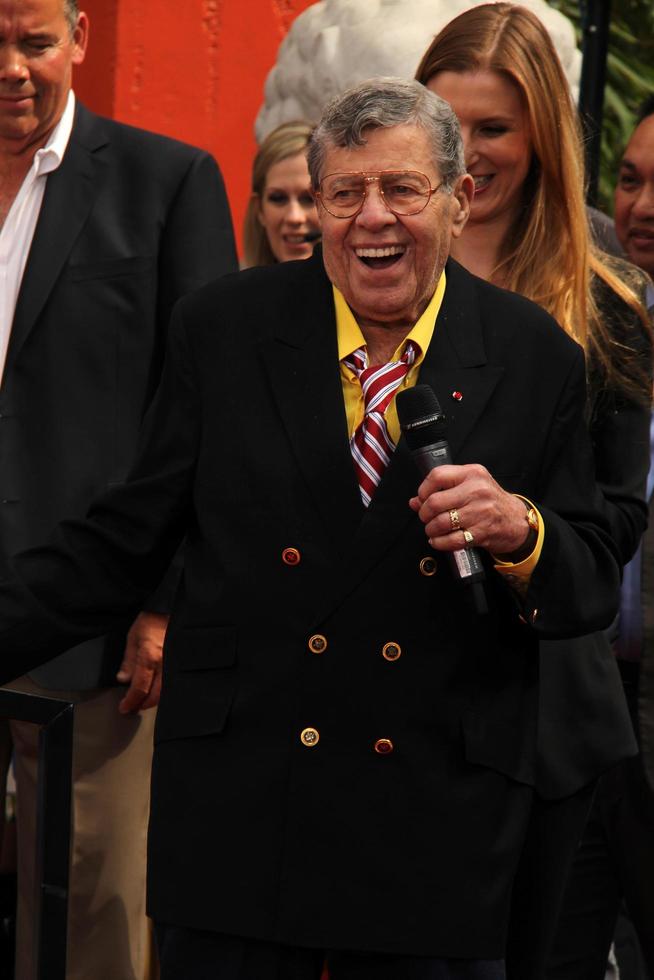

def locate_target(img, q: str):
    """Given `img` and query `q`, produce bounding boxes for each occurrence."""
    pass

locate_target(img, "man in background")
[0,0,237,976]
[615,96,654,287]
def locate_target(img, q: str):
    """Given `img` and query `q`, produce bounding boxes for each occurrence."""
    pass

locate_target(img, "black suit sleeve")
[143,149,237,614]
[157,150,238,329]
[514,278,651,637]
[522,346,622,636]
[0,308,199,683]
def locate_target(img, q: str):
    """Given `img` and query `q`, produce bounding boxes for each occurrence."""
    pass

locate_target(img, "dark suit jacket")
[0,101,237,689]
[0,255,622,955]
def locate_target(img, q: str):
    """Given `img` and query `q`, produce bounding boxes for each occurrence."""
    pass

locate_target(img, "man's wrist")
[494,496,540,563]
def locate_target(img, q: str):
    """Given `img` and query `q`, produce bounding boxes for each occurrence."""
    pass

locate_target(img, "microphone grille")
[396,385,443,430]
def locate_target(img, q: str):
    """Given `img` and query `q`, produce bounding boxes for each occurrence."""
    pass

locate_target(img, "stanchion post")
[578,0,612,206]
[0,690,74,980]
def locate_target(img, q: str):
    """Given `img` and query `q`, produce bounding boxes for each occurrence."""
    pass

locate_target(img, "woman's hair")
[307,77,464,191]
[415,2,651,402]
[243,120,315,268]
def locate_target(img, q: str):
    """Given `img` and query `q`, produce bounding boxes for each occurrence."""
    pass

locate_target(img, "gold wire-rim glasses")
[315,170,444,219]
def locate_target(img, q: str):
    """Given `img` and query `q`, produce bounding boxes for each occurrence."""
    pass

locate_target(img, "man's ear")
[450,174,474,238]
[72,11,90,66]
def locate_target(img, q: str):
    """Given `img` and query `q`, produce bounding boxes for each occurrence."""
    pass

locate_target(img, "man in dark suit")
[0,77,624,979]
[0,0,237,976]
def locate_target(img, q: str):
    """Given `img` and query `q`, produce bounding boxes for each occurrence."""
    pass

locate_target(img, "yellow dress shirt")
[335,273,445,444]
[333,275,543,579]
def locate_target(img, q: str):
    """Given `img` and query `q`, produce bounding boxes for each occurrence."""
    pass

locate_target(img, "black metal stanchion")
[578,0,612,206]
[0,690,73,980]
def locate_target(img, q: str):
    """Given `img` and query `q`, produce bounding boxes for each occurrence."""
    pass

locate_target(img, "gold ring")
[449,508,461,531]
[462,529,475,548]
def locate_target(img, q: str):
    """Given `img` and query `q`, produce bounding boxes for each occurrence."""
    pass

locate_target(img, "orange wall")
[74,0,317,256]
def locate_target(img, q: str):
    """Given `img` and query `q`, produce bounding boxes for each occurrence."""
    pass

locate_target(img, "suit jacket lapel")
[260,252,364,557]
[6,104,109,377]
[417,259,505,460]
[314,259,504,622]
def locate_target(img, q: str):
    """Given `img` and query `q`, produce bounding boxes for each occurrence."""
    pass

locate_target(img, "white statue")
[255,0,581,142]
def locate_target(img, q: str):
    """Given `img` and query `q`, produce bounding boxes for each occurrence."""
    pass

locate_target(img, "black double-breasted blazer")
[0,101,237,688]
[0,254,623,955]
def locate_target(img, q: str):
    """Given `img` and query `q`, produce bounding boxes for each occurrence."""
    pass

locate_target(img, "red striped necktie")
[344,341,417,507]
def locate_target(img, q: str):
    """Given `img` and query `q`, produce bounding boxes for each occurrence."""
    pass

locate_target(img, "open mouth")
[355,245,405,269]
[472,175,492,193]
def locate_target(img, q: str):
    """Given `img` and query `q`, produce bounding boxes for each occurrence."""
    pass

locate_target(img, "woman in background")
[243,120,319,267]
[415,4,652,979]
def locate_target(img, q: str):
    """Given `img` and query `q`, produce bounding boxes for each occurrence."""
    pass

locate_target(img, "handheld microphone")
[301,230,322,244]
[396,384,488,615]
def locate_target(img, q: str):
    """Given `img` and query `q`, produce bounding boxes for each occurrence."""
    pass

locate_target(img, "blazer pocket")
[69,256,154,282]
[154,626,237,744]
[461,709,535,786]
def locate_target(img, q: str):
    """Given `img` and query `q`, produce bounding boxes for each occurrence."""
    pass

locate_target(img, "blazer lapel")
[6,104,109,376]
[417,260,505,460]
[313,260,504,623]
[260,253,364,556]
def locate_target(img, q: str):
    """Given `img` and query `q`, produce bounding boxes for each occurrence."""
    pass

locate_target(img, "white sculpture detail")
[255,0,581,143]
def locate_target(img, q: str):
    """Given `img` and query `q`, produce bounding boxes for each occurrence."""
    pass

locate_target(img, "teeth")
[285,235,306,243]
[355,246,405,258]
[473,176,491,189]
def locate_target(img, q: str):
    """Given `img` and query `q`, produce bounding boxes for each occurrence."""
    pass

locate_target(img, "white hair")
[307,78,465,190]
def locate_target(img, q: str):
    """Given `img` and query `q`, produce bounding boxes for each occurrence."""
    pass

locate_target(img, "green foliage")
[549,0,654,212]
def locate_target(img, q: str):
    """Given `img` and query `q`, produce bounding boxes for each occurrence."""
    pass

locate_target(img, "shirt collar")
[33,89,76,179]
[335,270,447,363]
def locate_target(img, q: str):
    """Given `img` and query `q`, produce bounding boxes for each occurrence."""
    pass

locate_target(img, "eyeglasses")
[316,170,443,218]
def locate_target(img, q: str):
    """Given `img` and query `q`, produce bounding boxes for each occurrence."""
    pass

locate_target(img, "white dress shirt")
[0,90,75,384]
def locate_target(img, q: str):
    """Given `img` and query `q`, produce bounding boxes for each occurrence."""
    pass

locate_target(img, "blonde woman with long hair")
[243,120,319,268]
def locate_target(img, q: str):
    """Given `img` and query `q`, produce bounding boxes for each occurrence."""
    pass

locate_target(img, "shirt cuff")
[493,496,544,583]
